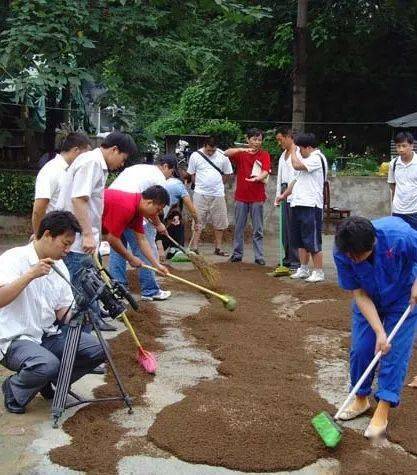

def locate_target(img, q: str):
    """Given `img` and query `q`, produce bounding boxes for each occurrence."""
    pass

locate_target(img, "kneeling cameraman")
[0,211,105,414]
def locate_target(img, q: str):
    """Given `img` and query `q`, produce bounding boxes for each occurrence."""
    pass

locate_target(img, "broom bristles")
[311,411,342,448]
[189,253,220,289]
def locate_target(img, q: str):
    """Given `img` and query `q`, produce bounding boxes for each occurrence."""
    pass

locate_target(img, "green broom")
[312,305,411,448]
[272,203,290,277]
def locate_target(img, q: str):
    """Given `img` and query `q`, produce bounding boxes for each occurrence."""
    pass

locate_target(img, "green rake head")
[311,411,342,448]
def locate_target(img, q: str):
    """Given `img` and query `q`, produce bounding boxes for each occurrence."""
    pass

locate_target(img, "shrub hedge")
[0,171,36,216]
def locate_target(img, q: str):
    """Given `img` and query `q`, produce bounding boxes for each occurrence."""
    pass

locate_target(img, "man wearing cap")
[108,155,177,300]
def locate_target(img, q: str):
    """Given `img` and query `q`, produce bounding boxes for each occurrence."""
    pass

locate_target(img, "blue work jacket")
[334,217,417,314]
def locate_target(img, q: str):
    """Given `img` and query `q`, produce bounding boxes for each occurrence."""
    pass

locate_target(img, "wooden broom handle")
[142,264,228,303]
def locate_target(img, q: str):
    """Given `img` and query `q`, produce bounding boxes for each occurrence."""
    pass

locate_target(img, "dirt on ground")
[51,263,417,474]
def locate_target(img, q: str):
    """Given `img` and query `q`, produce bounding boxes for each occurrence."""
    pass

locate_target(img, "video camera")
[74,265,138,319]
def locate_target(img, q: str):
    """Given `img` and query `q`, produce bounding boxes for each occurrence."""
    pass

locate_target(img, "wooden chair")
[323,181,351,233]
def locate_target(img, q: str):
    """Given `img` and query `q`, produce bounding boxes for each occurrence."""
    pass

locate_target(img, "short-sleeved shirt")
[333,216,417,314]
[276,148,301,203]
[290,150,327,209]
[110,164,166,193]
[0,243,73,359]
[387,153,417,214]
[57,148,108,254]
[164,178,189,218]
[102,189,144,238]
[35,154,69,212]
[187,149,233,197]
[229,149,271,203]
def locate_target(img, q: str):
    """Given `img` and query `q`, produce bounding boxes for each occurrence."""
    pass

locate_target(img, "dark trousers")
[1,327,105,407]
[393,212,417,231]
[282,200,300,267]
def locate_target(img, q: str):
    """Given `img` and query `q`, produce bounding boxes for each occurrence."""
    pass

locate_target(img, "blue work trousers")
[108,223,160,297]
[350,306,417,407]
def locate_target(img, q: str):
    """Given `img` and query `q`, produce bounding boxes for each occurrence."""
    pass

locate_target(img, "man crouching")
[0,211,105,413]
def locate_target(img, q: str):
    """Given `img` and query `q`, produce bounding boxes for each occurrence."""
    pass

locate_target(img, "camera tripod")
[51,267,133,428]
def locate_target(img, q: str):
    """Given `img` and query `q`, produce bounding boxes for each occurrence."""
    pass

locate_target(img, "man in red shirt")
[102,185,169,276]
[225,129,271,265]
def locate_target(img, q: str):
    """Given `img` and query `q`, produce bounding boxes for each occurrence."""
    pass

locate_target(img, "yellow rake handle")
[119,312,145,352]
[142,264,228,304]
[93,253,145,352]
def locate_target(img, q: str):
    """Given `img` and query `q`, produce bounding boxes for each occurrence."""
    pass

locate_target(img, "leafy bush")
[0,172,36,215]
[338,152,379,176]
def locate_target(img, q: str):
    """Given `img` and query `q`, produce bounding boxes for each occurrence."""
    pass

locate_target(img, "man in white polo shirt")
[187,136,233,256]
[32,133,91,235]
[109,155,177,301]
[274,128,300,270]
[276,133,328,283]
[0,211,105,414]
[388,131,417,230]
[57,132,137,331]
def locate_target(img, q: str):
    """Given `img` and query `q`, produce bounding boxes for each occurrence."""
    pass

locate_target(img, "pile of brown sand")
[50,263,417,473]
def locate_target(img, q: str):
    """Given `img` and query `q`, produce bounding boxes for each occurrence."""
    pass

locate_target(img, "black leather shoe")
[96,319,117,332]
[255,258,266,266]
[2,377,25,414]
[40,382,55,400]
[229,255,242,263]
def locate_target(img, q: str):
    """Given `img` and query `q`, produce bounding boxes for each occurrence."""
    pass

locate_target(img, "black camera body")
[75,266,138,319]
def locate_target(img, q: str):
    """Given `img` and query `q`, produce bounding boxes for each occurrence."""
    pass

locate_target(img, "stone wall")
[223,175,391,235]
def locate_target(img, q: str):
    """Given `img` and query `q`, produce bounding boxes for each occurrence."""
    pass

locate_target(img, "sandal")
[214,248,230,257]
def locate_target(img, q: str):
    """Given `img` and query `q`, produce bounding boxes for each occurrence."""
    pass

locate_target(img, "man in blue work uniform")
[333,216,417,439]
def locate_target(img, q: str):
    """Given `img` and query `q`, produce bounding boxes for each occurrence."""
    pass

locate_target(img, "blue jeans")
[350,306,417,407]
[108,223,160,297]
[232,201,264,261]
[63,251,101,331]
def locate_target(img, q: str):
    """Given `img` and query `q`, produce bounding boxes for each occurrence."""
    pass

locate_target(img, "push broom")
[142,264,237,311]
[312,305,412,448]
[272,203,290,277]
[93,254,157,375]
[165,232,220,289]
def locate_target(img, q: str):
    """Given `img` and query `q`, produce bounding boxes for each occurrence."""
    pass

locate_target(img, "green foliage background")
[0,172,35,215]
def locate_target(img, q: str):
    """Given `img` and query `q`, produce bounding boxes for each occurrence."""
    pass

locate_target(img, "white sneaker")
[290,267,310,279]
[305,270,325,283]
[141,290,172,301]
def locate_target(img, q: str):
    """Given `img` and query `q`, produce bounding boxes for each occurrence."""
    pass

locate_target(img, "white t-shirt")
[387,153,417,214]
[276,147,301,203]
[110,164,166,193]
[290,150,328,209]
[0,243,73,359]
[187,149,233,197]
[57,148,108,254]
[35,154,69,212]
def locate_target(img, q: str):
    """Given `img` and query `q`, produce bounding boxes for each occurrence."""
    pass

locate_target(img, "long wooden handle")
[142,264,228,303]
[165,233,188,254]
[335,305,412,420]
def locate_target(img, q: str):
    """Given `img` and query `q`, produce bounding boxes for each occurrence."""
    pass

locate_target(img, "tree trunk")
[292,0,308,134]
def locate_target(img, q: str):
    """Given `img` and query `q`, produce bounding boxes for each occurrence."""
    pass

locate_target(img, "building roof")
[387,112,417,128]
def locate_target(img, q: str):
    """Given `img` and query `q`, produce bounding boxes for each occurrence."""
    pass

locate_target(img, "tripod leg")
[51,322,83,427]
[91,318,134,413]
